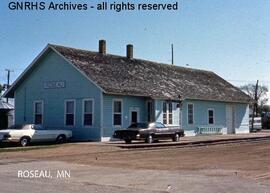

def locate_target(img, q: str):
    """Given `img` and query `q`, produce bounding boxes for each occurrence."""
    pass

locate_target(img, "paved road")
[0,160,269,193]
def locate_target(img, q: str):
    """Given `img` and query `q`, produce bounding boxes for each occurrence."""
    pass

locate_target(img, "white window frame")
[64,99,76,127]
[33,100,44,125]
[163,101,173,125]
[187,103,194,125]
[82,98,94,127]
[112,99,123,127]
[208,108,215,125]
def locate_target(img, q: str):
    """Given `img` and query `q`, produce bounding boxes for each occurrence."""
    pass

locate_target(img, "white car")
[249,117,262,132]
[0,124,72,146]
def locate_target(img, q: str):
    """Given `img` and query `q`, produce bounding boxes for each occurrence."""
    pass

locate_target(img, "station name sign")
[43,81,66,89]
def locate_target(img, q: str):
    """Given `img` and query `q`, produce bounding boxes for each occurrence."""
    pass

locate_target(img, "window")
[168,102,173,124]
[208,109,214,124]
[34,101,43,124]
[188,104,194,124]
[83,99,93,126]
[113,100,122,126]
[156,122,166,128]
[147,101,153,122]
[163,102,167,124]
[163,102,173,125]
[65,100,75,126]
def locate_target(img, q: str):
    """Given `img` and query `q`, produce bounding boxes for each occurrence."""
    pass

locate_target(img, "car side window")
[34,125,44,130]
[156,122,166,129]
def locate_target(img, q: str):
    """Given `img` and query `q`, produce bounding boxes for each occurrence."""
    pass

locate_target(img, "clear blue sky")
[1,0,270,92]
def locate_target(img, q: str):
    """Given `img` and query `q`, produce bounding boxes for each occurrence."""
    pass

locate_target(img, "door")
[226,105,235,134]
[131,111,138,124]
[129,107,140,124]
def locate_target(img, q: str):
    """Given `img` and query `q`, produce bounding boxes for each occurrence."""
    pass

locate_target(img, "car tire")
[56,135,66,144]
[20,136,30,147]
[125,139,132,144]
[172,133,180,142]
[146,135,153,143]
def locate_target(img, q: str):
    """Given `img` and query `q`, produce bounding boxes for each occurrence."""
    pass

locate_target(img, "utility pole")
[251,80,259,131]
[171,44,174,65]
[5,69,13,103]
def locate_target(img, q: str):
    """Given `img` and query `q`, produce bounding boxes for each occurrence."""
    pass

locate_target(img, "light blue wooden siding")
[181,100,226,131]
[181,100,249,135]
[14,50,102,140]
[102,94,147,137]
[235,103,249,133]
[155,99,180,125]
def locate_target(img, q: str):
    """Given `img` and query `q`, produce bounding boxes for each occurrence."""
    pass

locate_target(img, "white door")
[226,105,235,134]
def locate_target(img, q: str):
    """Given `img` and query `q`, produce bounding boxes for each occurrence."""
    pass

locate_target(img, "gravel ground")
[0,134,270,193]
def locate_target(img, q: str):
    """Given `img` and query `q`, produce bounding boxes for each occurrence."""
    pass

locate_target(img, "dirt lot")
[1,136,270,193]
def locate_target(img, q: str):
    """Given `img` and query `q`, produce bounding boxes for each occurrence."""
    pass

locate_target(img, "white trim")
[49,45,106,93]
[100,92,104,138]
[82,98,94,127]
[112,99,123,127]
[162,101,174,125]
[207,108,215,125]
[129,107,140,124]
[187,103,194,125]
[33,100,44,125]
[64,99,76,127]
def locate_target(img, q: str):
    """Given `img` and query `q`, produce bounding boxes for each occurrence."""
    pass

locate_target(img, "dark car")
[113,122,184,144]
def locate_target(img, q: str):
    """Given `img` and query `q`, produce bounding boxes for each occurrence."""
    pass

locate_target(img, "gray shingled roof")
[51,44,251,103]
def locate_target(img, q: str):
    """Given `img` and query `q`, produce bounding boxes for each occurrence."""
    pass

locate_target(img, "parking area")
[0,132,270,193]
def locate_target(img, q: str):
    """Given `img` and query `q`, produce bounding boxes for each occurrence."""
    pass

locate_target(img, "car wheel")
[125,139,132,144]
[172,133,180,142]
[20,137,30,147]
[146,135,153,143]
[56,135,66,144]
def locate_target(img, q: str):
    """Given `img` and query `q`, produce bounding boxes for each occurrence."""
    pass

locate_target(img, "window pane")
[169,114,173,124]
[35,102,42,114]
[35,115,42,124]
[163,102,167,113]
[66,114,74,125]
[84,100,93,113]
[163,113,167,124]
[168,102,172,113]
[209,117,214,124]
[114,114,121,125]
[188,104,194,124]
[188,115,193,124]
[66,101,74,114]
[84,114,92,126]
[114,101,121,113]
[209,110,213,117]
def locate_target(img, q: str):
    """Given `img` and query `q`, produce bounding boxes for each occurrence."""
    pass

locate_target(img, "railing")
[196,126,223,135]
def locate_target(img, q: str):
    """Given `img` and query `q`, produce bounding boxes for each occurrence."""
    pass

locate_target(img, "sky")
[0,0,270,101]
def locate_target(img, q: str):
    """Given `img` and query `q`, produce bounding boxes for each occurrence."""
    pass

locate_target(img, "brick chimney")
[126,44,133,59]
[99,40,106,54]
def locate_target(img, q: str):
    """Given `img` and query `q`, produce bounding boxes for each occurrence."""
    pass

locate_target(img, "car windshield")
[128,123,149,129]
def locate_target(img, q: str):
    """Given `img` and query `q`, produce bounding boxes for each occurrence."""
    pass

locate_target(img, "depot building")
[4,40,251,141]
